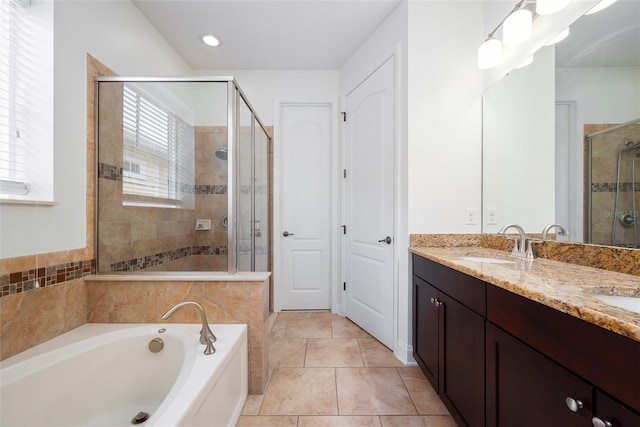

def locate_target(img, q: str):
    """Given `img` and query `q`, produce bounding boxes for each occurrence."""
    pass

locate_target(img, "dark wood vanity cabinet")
[486,322,593,427]
[412,255,485,427]
[412,253,640,427]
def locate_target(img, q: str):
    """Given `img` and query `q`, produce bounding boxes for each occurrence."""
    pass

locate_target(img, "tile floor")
[238,311,456,427]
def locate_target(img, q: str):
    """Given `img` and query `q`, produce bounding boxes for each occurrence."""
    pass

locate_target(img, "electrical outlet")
[487,208,497,225]
[465,208,478,225]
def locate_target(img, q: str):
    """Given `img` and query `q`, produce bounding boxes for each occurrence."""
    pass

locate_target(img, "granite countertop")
[410,246,640,343]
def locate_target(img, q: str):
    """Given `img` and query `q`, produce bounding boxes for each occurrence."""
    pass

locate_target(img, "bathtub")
[0,323,248,427]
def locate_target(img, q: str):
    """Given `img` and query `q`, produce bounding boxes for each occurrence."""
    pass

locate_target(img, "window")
[0,0,53,201]
[122,84,195,208]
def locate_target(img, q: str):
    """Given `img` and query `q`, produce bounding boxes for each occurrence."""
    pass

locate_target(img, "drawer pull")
[592,417,613,427]
[565,397,584,412]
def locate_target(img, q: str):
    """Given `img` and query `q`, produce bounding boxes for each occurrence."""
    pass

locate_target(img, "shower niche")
[96,78,270,273]
[587,119,640,248]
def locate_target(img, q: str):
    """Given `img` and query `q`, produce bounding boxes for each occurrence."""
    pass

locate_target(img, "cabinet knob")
[592,417,613,427]
[565,397,584,412]
[430,297,435,304]
[434,299,443,308]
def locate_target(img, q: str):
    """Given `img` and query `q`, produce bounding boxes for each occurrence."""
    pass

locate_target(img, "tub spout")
[162,301,217,355]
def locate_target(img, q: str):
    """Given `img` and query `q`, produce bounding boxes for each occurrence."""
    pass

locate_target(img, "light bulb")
[478,38,502,69]
[200,34,221,47]
[537,0,571,15]
[503,9,532,47]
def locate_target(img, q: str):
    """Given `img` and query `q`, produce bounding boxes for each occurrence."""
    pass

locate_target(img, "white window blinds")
[122,84,195,208]
[0,0,30,195]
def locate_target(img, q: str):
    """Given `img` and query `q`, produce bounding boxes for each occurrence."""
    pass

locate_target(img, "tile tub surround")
[85,272,271,394]
[409,245,640,342]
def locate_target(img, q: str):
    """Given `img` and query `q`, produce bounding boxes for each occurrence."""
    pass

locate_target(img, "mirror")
[482,0,640,245]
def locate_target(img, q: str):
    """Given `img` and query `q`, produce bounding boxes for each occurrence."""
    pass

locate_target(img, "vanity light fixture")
[200,33,221,47]
[503,7,533,46]
[545,27,570,46]
[536,0,571,16]
[516,55,534,69]
[478,37,503,69]
[586,0,617,15]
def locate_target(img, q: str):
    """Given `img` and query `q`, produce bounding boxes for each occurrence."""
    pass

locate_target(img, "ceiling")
[555,0,640,68]
[132,0,403,70]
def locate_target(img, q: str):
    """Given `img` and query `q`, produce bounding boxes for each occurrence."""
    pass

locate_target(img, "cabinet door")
[440,293,485,427]
[594,391,640,427]
[486,323,592,427]
[413,276,439,391]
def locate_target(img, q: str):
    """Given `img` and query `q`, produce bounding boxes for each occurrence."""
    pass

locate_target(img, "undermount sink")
[458,256,515,264]
[592,294,640,314]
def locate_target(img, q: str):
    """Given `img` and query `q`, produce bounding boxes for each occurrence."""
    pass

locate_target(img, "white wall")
[556,67,640,124]
[340,0,409,362]
[0,0,192,259]
[194,70,340,125]
[407,1,484,234]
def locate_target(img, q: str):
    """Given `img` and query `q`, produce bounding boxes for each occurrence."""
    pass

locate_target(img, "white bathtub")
[0,323,248,427]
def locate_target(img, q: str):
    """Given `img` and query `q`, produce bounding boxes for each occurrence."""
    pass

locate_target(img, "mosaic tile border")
[98,162,227,194]
[592,182,640,192]
[1,259,96,297]
[109,245,227,272]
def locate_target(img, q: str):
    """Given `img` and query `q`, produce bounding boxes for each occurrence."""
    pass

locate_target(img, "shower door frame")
[94,76,271,274]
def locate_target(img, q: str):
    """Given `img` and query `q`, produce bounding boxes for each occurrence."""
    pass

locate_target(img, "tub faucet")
[541,223,570,240]
[162,301,217,355]
[498,224,532,259]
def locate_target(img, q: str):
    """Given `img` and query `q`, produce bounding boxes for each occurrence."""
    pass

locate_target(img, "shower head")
[622,141,640,153]
[215,147,228,160]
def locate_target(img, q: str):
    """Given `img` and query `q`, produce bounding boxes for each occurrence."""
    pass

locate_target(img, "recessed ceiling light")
[200,34,221,47]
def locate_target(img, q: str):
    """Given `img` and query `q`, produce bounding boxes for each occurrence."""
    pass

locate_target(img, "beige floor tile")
[299,415,383,426]
[236,415,298,427]
[379,415,457,427]
[242,394,265,415]
[332,318,371,338]
[305,339,364,368]
[270,337,308,368]
[336,368,417,415]
[285,318,333,339]
[261,367,338,415]
[358,338,405,367]
[397,367,449,415]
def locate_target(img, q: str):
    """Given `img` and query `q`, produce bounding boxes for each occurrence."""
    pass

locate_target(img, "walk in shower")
[95,77,270,273]
[587,118,640,248]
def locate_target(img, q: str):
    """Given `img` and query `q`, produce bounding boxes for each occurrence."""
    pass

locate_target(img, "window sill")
[0,198,58,206]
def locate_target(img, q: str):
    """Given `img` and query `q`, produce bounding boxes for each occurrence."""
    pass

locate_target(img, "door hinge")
[341,111,346,122]
[341,225,347,234]
[343,169,347,178]
[343,282,346,291]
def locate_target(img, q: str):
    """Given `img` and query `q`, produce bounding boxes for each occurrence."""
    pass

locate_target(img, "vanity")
[411,245,640,427]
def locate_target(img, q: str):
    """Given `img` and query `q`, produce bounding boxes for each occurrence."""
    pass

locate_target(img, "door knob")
[378,236,392,244]
[282,231,294,237]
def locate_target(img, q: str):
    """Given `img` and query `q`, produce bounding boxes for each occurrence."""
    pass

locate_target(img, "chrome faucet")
[162,301,217,355]
[541,223,570,240]
[498,224,532,259]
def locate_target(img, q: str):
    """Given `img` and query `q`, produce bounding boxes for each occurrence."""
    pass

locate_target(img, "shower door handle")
[282,231,294,237]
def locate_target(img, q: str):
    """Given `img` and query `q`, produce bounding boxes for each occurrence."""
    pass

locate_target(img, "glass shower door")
[254,126,269,272]
[236,93,253,270]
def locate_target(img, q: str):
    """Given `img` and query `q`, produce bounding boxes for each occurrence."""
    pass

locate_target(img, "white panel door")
[280,104,332,309]
[344,57,395,348]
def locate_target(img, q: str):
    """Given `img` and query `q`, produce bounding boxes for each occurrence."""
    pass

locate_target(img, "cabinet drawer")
[413,254,486,315]
[487,285,640,412]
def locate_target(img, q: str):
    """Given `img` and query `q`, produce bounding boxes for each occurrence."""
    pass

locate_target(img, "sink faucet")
[541,223,570,240]
[162,301,217,355]
[498,224,532,259]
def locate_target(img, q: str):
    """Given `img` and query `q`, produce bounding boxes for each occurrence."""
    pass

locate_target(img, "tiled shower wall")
[588,122,640,247]
[97,82,228,273]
